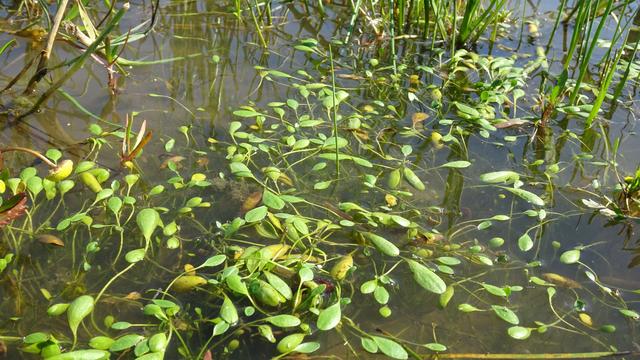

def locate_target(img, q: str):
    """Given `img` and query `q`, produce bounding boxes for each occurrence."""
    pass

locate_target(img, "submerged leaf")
[37,234,64,247]
[371,336,408,360]
[241,191,262,213]
[541,273,582,288]
[172,275,207,292]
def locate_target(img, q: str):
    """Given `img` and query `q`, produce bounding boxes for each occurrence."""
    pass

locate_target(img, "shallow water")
[1,0,640,359]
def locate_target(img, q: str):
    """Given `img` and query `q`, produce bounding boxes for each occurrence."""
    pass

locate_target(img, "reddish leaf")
[203,350,212,360]
[241,191,262,213]
[494,119,529,129]
[0,193,27,227]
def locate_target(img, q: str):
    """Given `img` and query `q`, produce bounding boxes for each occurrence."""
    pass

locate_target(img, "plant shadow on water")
[0,0,640,359]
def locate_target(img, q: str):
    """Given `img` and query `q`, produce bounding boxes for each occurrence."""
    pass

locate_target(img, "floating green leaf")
[125,248,145,263]
[363,232,399,257]
[277,333,305,354]
[492,305,519,325]
[502,187,545,206]
[317,301,341,331]
[441,160,471,168]
[480,171,520,184]
[619,309,640,320]
[294,342,321,354]
[403,167,425,191]
[518,233,533,252]
[266,315,301,327]
[201,254,226,268]
[46,350,110,360]
[136,208,160,241]
[508,326,531,340]
[406,259,446,294]
[245,206,268,223]
[67,295,94,340]
[372,336,408,360]
[262,190,285,210]
[424,343,447,351]
[559,249,581,264]
[220,295,238,324]
[109,334,144,352]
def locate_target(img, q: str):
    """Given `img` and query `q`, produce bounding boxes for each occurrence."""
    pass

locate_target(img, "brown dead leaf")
[412,112,429,127]
[160,155,186,169]
[278,174,294,187]
[351,129,370,141]
[0,193,27,228]
[337,73,365,81]
[125,291,142,300]
[542,273,582,289]
[203,350,212,360]
[494,119,529,129]
[196,157,209,167]
[36,234,64,247]
[241,191,262,213]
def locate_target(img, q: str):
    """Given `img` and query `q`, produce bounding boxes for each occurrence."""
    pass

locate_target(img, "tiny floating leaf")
[508,326,531,340]
[559,249,581,264]
[518,233,533,252]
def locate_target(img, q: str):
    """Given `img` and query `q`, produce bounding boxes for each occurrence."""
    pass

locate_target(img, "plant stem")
[329,44,340,177]
[433,352,632,359]
[17,3,130,120]
[25,0,70,94]
[0,147,56,168]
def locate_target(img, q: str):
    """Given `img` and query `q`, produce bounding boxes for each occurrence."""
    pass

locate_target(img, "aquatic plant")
[0,0,639,359]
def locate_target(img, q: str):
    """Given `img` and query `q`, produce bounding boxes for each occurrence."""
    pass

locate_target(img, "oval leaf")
[406,260,446,294]
[317,301,341,331]
[559,249,581,264]
[363,232,399,257]
[67,295,94,339]
[492,305,519,325]
[372,336,408,360]
[137,208,160,241]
